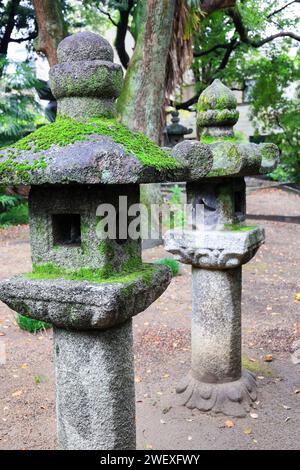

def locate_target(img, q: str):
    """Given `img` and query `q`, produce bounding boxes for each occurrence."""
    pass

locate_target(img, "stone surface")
[191,267,242,383]
[50,62,123,99]
[28,185,140,272]
[0,264,171,330]
[164,226,265,269]
[197,79,239,136]
[0,135,190,185]
[290,339,300,365]
[187,178,246,227]
[57,32,114,63]
[54,320,135,449]
[176,369,257,418]
[171,140,213,180]
[207,141,279,178]
[175,267,258,417]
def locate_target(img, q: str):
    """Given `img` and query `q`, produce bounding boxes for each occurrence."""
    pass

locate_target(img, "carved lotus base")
[176,369,257,418]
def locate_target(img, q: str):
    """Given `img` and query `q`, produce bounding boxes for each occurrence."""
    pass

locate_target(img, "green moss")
[97,239,115,258]
[25,262,158,285]
[242,357,274,377]
[200,131,246,145]
[223,223,256,232]
[3,116,179,170]
[16,313,51,333]
[0,154,47,182]
[154,257,180,276]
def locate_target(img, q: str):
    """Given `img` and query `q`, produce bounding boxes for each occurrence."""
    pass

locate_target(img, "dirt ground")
[0,187,299,450]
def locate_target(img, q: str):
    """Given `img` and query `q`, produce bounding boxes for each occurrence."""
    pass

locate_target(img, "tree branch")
[216,37,237,70]
[0,0,20,56]
[9,31,38,44]
[97,7,118,27]
[114,0,134,69]
[227,6,300,47]
[172,94,199,110]
[267,0,300,18]
[194,43,229,57]
[201,0,236,15]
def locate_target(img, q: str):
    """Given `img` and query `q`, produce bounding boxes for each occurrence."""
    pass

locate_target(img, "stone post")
[165,80,279,417]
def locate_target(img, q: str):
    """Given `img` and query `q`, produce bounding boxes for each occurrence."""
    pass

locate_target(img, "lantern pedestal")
[54,322,135,450]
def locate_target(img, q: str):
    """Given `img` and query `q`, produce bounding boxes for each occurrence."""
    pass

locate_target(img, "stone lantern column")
[0,33,214,449]
[165,80,279,417]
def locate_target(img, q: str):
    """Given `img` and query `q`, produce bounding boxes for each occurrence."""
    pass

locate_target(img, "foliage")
[154,257,180,277]
[0,58,43,146]
[0,203,28,227]
[0,0,37,59]
[188,0,300,182]
[0,191,20,211]
[16,313,51,333]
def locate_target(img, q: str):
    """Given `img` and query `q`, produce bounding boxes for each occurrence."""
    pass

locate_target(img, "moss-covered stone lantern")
[164,79,279,417]
[0,32,214,450]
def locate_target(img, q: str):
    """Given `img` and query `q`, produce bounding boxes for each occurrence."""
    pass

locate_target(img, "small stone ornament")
[164,110,193,147]
[164,79,279,417]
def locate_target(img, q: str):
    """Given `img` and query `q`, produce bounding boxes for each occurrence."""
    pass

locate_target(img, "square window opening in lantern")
[52,214,81,247]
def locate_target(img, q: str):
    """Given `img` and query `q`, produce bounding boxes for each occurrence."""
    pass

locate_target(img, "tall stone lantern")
[165,79,279,417]
[0,32,214,449]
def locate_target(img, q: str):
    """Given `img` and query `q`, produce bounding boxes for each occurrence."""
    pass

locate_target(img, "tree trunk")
[32,0,67,66]
[117,0,177,144]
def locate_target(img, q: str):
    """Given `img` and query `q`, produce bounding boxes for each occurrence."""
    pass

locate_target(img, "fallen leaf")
[264,354,273,362]
[225,419,235,428]
[12,390,22,397]
[293,389,300,394]
[295,293,300,301]
[134,376,142,384]
[162,406,172,414]
[0,332,5,336]
[163,373,170,379]
[250,412,258,419]
[244,428,252,435]
[21,363,27,369]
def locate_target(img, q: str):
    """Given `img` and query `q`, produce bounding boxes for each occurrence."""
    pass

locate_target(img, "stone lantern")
[0,32,213,449]
[164,110,193,147]
[164,79,279,417]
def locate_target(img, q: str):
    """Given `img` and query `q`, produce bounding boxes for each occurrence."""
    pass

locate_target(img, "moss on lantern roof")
[2,116,179,171]
[200,131,247,145]
[25,262,165,286]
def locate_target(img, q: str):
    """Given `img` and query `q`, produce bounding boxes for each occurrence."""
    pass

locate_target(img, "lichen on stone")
[2,116,179,170]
